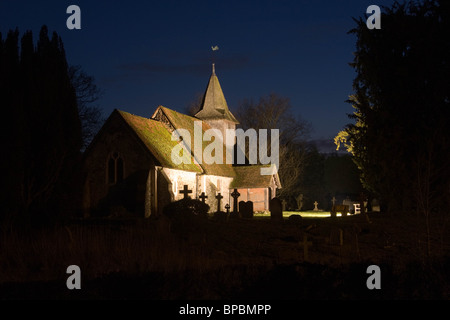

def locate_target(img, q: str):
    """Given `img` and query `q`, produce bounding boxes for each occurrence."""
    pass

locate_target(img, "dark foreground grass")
[1,213,449,299]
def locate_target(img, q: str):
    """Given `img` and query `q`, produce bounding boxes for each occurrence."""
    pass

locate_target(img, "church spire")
[195,63,239,124]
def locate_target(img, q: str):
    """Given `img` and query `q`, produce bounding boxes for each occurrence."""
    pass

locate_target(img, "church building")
[82,64,281,217]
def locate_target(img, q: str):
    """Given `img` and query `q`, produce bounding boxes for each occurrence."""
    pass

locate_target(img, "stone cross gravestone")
[331,196,336,206]
[180,185,192,199]
[215,192,223,212]
[269,197,283,221]
[231,189,240,214]
[199,192,208,203]
[313,201,319,211]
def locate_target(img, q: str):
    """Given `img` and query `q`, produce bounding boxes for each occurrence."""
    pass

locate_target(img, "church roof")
[231,165,282,189]
[195,64,239,124]
[152,106,236,177]
[117,110,203,173]
[88,107,280,188]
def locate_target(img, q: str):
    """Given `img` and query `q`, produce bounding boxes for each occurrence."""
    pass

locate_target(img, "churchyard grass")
[1,211,450,299]
[253,211,333,219]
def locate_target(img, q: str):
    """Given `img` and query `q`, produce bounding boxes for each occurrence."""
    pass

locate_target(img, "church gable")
[152,106,175,132]
[83,110,158,217]
[151,106,236,178]
[84,110,155,172]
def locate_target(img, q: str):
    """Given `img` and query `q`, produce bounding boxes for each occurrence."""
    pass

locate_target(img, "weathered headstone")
[238,200,246,219]
[180,185,192,199]
[288,214,302,226]
[269,197,283,221]
[331,196,336,206]
[313,201,319,211]
[247,201,254,219]
[240,201,254,219]
[225,203,230,215]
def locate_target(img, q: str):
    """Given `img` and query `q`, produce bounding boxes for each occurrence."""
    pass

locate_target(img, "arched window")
[107,152,124,185]
[116,157,124,183]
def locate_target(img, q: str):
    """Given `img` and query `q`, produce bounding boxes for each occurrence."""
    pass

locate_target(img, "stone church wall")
[84,114,155,217]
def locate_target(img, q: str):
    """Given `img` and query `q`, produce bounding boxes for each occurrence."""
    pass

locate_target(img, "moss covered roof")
[117,110,203,173]
[115,107,278,187]
[155,106,236,177]
[230,165,279,188]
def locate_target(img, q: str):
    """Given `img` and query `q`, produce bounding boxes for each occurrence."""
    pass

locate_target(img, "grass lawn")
[254,210,349,218]
[1,211,449,299]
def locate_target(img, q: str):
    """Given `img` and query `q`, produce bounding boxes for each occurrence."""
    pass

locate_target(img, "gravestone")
[313,201,319,211]
[238,201,246,219]
[288,214,302,226]
[215,192,223,213]
[180,185,192,199]
[269,197,283,221]
[247,201,254,219]
[231,189,240,214]
[225,203,230,215]
[331,196,336,206]
[240,201,254,219]
[199,192,208,203]
[296,194,304,211]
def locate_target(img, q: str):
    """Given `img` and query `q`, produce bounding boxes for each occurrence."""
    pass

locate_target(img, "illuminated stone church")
[82,64,281,217]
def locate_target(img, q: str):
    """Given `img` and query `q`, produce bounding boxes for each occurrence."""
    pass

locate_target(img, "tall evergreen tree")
[336,0,450,215]
[1,25,82,223]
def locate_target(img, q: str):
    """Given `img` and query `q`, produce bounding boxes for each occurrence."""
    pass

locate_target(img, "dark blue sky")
[1,0,395,140]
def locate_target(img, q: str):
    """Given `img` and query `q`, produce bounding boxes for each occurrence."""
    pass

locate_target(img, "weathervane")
[211,45,219,72]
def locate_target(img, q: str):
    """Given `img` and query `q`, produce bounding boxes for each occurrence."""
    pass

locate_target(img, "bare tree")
[69,65,104,149]
[234,93,311,198]
[185,92,204,116]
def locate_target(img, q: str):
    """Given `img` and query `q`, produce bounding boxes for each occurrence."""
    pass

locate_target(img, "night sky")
[1,0,395,140]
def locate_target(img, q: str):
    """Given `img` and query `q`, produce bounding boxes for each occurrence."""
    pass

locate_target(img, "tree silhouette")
[0,25,82,223]
[336,0,450,216]
[235,93,311,198]
[69,65,104,149]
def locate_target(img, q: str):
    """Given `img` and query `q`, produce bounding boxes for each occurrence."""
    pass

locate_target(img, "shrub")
[163,198,209,221]
[163,198,210,236]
